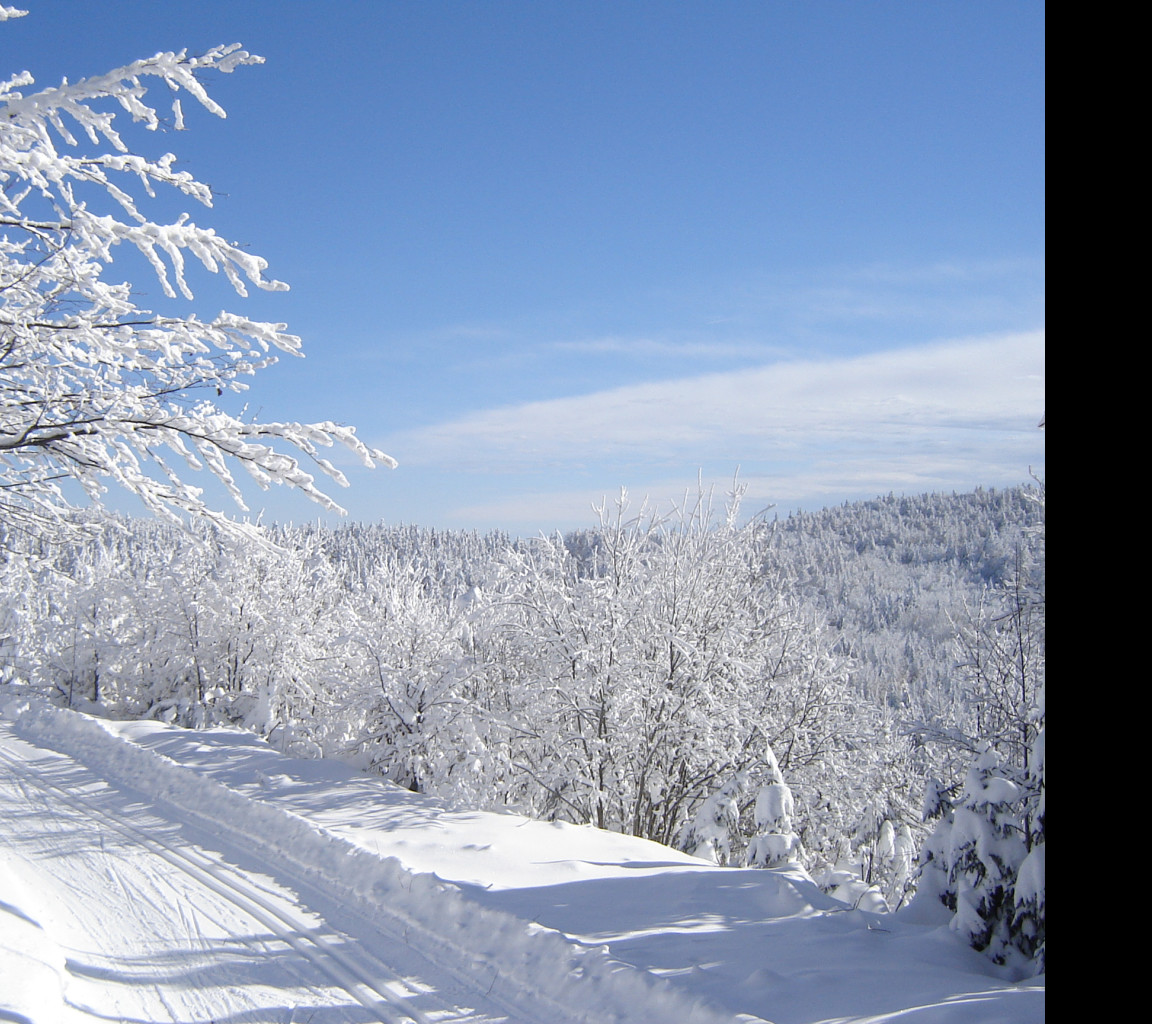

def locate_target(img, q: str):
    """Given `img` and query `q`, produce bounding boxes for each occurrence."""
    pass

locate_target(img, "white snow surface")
[0,693,1044,1023]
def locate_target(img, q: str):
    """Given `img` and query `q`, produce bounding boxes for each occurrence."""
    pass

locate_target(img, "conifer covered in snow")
[745,744,802,868]
[945,746,1027,961]
[915,776,956,912]
[1012,680,1044,969]
[677,773,748,865]
[875,819,916,909]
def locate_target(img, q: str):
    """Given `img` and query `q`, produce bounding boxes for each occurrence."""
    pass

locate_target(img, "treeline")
[0,484,1043,948]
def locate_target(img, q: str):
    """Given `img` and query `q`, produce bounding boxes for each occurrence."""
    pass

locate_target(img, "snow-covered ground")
[0,693,1044,1023]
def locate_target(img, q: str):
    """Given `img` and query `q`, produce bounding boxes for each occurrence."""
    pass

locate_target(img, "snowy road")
[0,724,537,1024]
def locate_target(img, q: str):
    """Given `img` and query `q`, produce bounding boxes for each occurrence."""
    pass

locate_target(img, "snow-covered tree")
[911,473,1044,970]
[1,10,393,536]
[745,744,803,868]
[913,776,955,912]
[945,746,1029,962]
[338,558,495,798]
[1012,679,1044,970]
[677,773,748,865]
[493,484,855,848]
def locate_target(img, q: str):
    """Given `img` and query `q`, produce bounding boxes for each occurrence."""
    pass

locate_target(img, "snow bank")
[12,697,735,1024]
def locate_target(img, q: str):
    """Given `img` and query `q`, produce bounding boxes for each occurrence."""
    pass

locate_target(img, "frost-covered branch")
[1,24,394,535]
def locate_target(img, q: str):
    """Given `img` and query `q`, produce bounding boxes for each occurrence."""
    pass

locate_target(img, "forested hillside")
[0,483,1044,964]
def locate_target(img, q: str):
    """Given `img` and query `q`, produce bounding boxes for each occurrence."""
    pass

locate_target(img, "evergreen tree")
[914,776,956,913]
[745,744,803,868]
[945,746,1028,963]
[1012,680,1044,970]
[677,773,747,865]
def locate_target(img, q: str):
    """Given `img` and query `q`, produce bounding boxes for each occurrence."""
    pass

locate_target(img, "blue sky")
[5,1,1044,534]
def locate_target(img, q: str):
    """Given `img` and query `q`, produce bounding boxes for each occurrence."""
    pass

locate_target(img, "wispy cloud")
[726,258,1046,344]
[375,330,1043,531]
[385,331,1043,468]
[366,330,1045,530]
[551,336,788,361]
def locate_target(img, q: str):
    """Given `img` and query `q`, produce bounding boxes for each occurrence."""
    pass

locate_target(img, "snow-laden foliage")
[490,487,869,851]
[0,24,393,535]
[0,485,1043,918]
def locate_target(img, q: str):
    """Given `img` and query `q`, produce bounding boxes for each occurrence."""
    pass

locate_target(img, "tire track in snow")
[0,742,452,1024]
